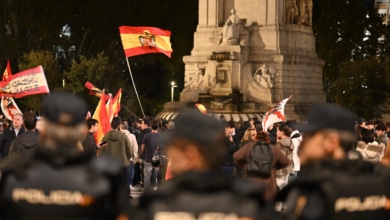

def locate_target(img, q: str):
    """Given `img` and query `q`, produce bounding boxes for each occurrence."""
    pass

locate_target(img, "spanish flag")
[111,88,122,119]
[92,92,111,142]
[119,26,172,58]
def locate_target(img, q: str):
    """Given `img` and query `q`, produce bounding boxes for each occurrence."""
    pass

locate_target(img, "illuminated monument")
[158,0,325,122]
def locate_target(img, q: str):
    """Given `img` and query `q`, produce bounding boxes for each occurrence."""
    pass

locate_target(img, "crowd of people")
[0,92,390,219]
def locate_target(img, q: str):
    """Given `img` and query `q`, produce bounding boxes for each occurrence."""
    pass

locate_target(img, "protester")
[276,104,390,219]
[375,123,388,146]
[139,120,161,191]
[0,113,24,159]
[120,121,139,190]
[132,110,281,220]
[221,120,238,175]
[82,118,99,156]
[234,131,289,201]
[0,92,129,219]
[287,120,302,182]
[8,111,39,157]
[275,122,294,190]
[100,117,133,191]
[239,128,257,148]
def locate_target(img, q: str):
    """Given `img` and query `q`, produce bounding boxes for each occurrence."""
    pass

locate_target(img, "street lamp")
[171,81,177,102]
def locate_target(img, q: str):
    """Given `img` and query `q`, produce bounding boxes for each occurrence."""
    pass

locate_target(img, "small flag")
[119,26,172,58]
[262,96,292,131]
[0,66,49,98]
[1,61,22,120]
[195,103,207,114]
[84,81,110,100]
[111,88,122,119]
[2,60,12,80]
[92,92,111,142]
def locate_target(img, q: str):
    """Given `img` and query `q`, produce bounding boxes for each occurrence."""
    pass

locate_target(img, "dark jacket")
[82,132,97,156]
[0,126,24,158]
[277,160,390,220]
[101,130,132,166]
[133,171,282,220]
[0,145,128,220]
[8,130,40,157]
[234,141,289,201]
[224,137,238,166]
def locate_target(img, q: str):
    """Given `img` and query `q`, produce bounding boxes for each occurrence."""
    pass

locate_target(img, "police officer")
[276,104,390,220]
[132,110,282,220]
[0,92,129,220]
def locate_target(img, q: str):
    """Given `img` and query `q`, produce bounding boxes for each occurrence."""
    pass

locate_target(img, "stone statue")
[186,64,205,89]
[286,0,298,24]
[222,9,240,42]
[298,0,306,25]
[253,64,277,89]
[306,0,313,27]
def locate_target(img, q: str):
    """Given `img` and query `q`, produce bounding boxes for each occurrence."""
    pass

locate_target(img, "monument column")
[159,0,325,122]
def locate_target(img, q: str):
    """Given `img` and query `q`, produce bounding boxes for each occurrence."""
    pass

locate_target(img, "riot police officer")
[276,104,390,220]
[0,92,129,220]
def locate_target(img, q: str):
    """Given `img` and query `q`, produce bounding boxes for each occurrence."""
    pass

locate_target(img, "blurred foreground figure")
[0,92,129,220]
[133,110,283,220]
[277,104,390,219]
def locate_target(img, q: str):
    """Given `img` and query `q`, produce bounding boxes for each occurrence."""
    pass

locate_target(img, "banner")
[1,60,22,120]
[262,96,292,131]
[119,26,172,58]
[0,66,49,98]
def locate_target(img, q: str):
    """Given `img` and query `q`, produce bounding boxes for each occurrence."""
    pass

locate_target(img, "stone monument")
[157,0,325,122]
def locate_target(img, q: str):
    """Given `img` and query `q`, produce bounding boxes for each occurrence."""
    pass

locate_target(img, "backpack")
[247,141,273,178]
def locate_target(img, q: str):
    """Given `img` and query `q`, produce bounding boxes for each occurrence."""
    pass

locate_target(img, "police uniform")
[276,104,390,220]
[0,147,128,220]
[0,92,129,220]
[277,159,390,220]
[133,171,281,220]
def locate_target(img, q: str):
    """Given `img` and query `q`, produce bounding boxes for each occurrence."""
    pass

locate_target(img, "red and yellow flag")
[111,88,122,119]
[93,93,111,142]
[2,60,12,80]
[119,26,172,58]
[84,81,110,99]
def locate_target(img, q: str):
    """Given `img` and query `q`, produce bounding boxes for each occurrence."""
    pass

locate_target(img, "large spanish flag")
[119,26,172,58]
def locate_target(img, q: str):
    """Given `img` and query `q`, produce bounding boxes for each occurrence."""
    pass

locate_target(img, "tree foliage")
[64,52,125,111]
[313,0,390,118]
[0,0,198,117]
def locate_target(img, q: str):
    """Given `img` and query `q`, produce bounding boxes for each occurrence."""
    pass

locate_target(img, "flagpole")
[125,57,146,118]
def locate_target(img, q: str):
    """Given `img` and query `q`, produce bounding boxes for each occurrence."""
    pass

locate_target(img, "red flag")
[119,26,172,58]
[262,96,292,131]
[84,81,110,100]
[1,61,22,120]
[92,92,111,142]
[111,88,122,119]
[2,60,12,80]
[0,66,49,98]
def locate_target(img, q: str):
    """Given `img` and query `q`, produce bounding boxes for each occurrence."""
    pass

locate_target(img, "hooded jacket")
[101,130,132,166]
[8,130,40,157]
